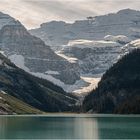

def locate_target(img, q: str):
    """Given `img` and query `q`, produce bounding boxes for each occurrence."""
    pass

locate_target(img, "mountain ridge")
[30,8,140,47]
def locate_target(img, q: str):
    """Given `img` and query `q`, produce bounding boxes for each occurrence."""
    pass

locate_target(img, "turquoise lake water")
[0,114,140,139]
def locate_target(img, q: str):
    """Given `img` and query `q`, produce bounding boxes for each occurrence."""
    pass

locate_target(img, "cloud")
[0,0,140,29]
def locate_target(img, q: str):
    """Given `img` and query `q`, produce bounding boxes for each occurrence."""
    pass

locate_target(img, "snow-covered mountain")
[29,9,140,95]
[60,39,121,74]
[30,9,140,49]
[0,12,82,93]
[0,9,139,96]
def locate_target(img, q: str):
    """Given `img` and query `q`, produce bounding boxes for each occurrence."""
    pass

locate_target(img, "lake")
[0,114,140,139]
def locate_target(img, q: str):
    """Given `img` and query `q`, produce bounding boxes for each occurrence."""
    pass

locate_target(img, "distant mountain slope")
[0,52,78,113]
[83,49,140,114]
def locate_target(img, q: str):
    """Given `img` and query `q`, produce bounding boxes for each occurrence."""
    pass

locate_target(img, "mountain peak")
[117,8,140,15]
[0,20,30,39]
[7,20,22,26]
[40,20,66,28]
[0,12,15,30]
[0,12,11,17]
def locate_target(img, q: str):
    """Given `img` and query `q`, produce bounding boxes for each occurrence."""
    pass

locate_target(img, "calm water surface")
[0,114,140,139]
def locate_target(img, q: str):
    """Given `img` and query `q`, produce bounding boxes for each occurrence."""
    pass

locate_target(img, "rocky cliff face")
[83,49,140,114]
[60,39,122,75]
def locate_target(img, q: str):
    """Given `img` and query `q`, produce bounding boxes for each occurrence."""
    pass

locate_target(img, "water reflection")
[97,117,140,139]
[0,115,140,139]
[74,117,99,139]
[0,117,8,138]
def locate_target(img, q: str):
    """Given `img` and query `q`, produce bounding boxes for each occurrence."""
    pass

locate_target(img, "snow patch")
[104,35,131,44]
[56,52,78,63]
[1,90,7,95]
[73,76,101,97]
[45,71,59,75]
[8,54,30,72]
[0,51,6,56]
[65,39,121,49]
[68,39,93,46]
[128,39,140,48]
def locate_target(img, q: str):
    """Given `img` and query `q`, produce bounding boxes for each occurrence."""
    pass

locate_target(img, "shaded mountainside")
[83,49,140,114]
[0,53,78,113]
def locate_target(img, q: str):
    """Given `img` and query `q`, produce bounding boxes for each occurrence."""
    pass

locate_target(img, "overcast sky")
[0,0,140,29]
